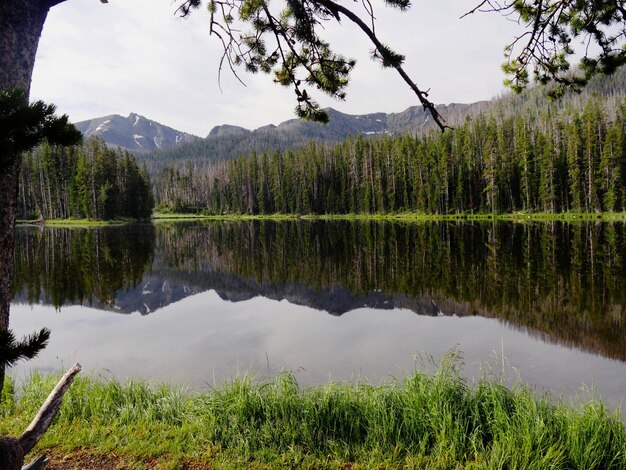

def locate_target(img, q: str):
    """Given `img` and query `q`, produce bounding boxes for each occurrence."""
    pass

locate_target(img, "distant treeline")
[18,137,153,220]
[142,66,626,174]
[155,97,626,215]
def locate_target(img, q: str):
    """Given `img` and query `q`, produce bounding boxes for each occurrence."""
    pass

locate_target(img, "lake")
[9,220,626,413]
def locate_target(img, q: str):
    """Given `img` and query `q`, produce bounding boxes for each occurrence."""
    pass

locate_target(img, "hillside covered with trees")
[155,94,626,215]
[141,66,626,173]
[139,103,489,172]
[18,137,153,221]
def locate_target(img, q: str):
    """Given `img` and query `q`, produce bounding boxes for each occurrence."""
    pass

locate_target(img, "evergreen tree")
[19,137,154,221]
[0,88,81,397]
[153,95,626,218]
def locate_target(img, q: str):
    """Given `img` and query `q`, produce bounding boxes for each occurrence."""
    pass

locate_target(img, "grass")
[152,211,626,223]
[16,218,136,227]
[16,212,626,226]
[152,212,299,222]
[1,356,624,469]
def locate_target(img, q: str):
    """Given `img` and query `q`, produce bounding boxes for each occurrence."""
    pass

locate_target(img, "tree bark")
[0,1,51,95]
[19,363,82,454]
[0,437,24,470]
[0,363,80,470]
[0,1,51,323]
[0,0,54,394]
[1,2,76,468]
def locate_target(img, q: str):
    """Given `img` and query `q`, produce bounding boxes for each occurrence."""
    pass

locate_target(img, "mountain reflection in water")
[13,220,626,363]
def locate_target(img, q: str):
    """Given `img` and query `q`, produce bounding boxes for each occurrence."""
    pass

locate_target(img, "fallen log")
[0,363,81,470]
[21,454,47,470]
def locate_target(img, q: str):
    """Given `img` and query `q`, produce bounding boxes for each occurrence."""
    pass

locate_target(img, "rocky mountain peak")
[74,113,201,153]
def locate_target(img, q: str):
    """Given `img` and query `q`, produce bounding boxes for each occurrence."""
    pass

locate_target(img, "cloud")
[31,0,524,135]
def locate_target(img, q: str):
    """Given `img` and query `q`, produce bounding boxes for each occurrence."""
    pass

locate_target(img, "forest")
[155,96,626,215]
[17,137,153,220]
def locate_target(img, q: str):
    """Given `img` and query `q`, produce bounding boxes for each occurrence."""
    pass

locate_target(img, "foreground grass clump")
[1,361,625,469]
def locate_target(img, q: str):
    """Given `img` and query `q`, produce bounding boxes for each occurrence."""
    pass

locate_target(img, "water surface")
[10,221,626,412]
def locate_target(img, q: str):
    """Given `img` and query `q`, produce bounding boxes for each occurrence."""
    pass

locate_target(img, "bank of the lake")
[2,362,625,469]
[152,211,626,223]
[16,218,139,227]
[17,212,626,225]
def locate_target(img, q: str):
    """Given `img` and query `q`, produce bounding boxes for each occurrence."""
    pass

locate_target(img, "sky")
[31,0,525,137]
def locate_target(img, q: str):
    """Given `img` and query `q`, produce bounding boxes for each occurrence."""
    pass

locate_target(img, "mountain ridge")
[72,102,491,172]
[75,65,626,170]
[138,101,491,170]
[74,112,201,153]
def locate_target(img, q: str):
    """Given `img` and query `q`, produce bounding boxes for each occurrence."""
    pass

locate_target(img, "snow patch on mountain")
[74,113,201,153]
[133,134,145,148]
[95,120,111,132]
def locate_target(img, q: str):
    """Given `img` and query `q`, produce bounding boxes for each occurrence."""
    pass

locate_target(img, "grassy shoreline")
[152,211,626,223]
[15,212,626,226]
[2,362,624,469]
[16,218,137,227]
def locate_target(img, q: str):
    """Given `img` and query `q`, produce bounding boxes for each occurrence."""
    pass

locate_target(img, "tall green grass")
[1,358,624,468]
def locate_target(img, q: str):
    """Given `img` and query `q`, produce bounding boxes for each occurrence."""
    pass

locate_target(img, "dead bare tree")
[0,363,81,470]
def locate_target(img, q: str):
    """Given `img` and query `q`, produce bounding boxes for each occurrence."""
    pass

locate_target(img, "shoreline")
[151,212,626,222]
[150,211,626,222]
[16,218,136,227]
[2,365,624,469]
[15,211,626,227]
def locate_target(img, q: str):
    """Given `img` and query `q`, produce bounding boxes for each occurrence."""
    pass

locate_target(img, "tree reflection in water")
[12,220,626,361]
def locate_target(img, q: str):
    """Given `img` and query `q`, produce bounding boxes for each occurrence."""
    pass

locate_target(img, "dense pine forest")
[142,67,626,175]
[18,137,153,220]
[15,69,626,219]
[155,96,626,215]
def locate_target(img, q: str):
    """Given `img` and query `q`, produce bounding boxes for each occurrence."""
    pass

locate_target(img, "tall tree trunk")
[0,1,51,94]
[0,161,21,330]
[0,0,53,391]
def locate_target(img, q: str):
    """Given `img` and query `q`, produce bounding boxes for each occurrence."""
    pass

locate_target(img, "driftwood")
[21,454,48,470]
[0,363,81,470]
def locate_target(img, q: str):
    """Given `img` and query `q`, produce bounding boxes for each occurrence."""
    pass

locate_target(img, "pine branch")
[315,0,449,131]
[0,328,51,368]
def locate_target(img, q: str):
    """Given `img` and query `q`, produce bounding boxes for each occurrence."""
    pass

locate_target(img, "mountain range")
[74,65,626,170]
[75,103,490,168]
[74,112,200,153]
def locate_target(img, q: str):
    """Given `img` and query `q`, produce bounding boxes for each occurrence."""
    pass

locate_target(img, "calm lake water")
[10,220,626,412]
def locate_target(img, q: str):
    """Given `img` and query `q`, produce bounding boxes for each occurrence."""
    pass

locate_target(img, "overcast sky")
[31,0,524,136]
